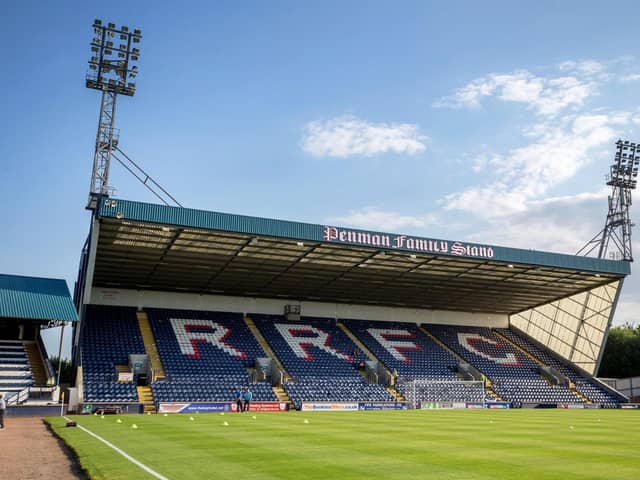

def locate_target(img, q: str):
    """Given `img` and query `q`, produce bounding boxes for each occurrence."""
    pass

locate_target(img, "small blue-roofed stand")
[0,274,78,409]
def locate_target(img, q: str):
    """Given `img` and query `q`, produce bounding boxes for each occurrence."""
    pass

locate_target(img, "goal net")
[398,379,485,409]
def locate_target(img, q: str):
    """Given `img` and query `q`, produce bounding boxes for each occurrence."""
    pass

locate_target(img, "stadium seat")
[495,328,625,407]
[252,314,394,409]
[426,324,585,405]
[342,319,485,404]
[80,305,145,403]
[146,308,277,405]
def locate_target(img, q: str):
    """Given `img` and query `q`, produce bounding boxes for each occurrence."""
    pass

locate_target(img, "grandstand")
[0,274,77,409]
[70,197,631,412]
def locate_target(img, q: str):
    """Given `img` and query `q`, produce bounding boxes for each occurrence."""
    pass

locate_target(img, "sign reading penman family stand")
[323,226,495,259]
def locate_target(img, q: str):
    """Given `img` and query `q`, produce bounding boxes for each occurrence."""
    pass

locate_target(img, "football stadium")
[2,16,640,480]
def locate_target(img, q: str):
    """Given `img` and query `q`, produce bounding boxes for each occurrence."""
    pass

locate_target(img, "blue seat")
[252,314,394,409]
[80,305,145,403]
[147,308,277,404]
[426,324,586,404]
[495,328,624,406]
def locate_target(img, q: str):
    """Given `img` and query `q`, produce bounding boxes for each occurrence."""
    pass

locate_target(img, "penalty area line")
[62,416,170,480]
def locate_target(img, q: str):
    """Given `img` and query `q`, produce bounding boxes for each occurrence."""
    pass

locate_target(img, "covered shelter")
[75,197,631,375]
[0,273,77,401]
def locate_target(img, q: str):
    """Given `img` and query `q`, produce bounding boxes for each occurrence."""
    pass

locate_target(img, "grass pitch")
[48,410,640,480]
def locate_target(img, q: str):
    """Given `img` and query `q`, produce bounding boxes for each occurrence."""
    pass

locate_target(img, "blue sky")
[1,1,640,357]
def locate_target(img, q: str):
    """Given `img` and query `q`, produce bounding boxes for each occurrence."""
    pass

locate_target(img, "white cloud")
[442,113,628,218]
[620,74,640,82]
[302,115,427,158]
[432,75,501,109]
[497,73,544,103]
[434,68,596,116]
[328,207,436,232]
[464,190,607,254]
[534,77,593,116]
[559,60,605,76]
[429,58,639,327]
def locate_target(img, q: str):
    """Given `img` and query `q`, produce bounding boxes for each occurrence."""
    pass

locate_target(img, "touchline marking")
[63,416,170,480]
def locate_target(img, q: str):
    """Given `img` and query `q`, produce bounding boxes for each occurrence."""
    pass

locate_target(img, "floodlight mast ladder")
[91,90,118,198]
[577,140,639,261]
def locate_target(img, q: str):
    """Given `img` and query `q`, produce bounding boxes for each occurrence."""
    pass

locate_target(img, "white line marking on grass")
[63,416,170,480]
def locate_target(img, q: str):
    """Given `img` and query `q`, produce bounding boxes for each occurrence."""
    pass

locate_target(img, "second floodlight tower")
[578,140,639,261]
[86,19,142,209]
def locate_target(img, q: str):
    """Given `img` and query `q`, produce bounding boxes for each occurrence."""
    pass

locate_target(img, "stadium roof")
[90,197,631,314]
[0,274,78,323]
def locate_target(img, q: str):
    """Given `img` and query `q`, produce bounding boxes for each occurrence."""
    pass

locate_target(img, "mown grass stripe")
[62,416,171,480]
[47,410,640,480]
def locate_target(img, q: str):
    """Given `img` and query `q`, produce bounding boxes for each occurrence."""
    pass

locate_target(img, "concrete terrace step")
[137,311,166,380]
[245,317,291,382]
[387,387,405,402]
[273,386,291,404]
[0,371,33,377]
[0,364,30,370]
[492,330,585,403]
[137,386,156,413]
[24,342,48,385]
[0,378,32,384]
[337,322,379,361]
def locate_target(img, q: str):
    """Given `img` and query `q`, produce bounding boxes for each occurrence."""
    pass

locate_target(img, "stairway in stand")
[569,383,592,403]
[484,380,503,402]
[272,385,291,405]
[137,385,156,413]
[492,330,586,403]
[245,317,291,382]
[136,311,165,380]
[387,387,405,402]
[24,341,48,385]
[337,322,380,362]
[492,330,546,365]
[418,326,462,360]
[338,321,396,382]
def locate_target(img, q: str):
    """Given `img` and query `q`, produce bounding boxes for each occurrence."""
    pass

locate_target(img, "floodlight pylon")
[577,140,638,261]
[86,19,142,209]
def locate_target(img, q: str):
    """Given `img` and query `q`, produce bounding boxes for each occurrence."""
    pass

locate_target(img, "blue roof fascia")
[98,197,631,276]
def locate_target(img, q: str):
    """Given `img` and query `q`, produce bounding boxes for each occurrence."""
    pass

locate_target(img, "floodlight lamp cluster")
[609,140,640,190]
[87,19,142,97]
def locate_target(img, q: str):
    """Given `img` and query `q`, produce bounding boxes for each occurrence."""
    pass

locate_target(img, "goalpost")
[400,379,486,409]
